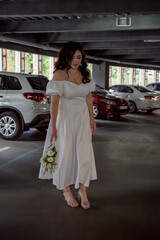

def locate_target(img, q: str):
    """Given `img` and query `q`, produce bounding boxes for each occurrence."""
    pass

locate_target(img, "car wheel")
[93,103,100,119]
[0,111,23,140]
[129,101,137,113]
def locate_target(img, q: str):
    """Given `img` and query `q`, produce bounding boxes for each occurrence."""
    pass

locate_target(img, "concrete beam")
[1,15,160,33]
[0,0,160,15]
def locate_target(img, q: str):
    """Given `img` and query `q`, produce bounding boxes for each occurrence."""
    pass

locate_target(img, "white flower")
[47,163,52,169]
[42,162,47,167]
[48,157,54,163]
[47,150,54,156]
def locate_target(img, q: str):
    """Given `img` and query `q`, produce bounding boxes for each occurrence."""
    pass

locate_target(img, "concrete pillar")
[129,68,134,84]
[117,67,123,84]
[2,49,7,71]
[21,52,25,73]
[15,51,21,72]
[156,71,159,82]
[49,56,54,80]
[33,54,42,75]
[139,69,146,86]
[38,55,42,75]
[109,66,112,86]
[0,49,2,71]
[133,69,136,84]
[92,62,110,89]
[33,54,38,74]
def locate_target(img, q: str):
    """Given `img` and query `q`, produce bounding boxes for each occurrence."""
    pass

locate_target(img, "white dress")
[38,79,97,190]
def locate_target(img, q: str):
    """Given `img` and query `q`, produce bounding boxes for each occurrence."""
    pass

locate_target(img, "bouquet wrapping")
[40,142,58,174]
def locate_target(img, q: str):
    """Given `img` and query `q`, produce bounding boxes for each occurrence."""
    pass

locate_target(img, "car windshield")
[27,76,48,90]
[94,85,108,94]
[134,86,152,93]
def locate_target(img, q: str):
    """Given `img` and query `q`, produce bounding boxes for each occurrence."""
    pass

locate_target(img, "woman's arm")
[86,93,96,134]
[50,94,60,142]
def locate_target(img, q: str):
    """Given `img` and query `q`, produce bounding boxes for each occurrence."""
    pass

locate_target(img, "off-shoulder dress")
[38,79,97,190]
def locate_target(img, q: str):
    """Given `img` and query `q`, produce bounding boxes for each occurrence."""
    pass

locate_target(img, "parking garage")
[1,1,160,240]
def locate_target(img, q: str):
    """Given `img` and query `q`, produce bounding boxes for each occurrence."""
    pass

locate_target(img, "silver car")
[146,83,160,94]
[0,71,50,140]
[109,84,160,113]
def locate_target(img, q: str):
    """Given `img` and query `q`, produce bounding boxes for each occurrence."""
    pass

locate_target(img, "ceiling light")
[116,16,131,27]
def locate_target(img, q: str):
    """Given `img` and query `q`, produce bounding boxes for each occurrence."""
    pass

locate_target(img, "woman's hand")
[90,118,96,134]
[50,127,58,143]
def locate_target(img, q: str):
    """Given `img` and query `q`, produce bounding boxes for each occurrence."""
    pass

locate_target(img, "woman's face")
[70,50,82,69]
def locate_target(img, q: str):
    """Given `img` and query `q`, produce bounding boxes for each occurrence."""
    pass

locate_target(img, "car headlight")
[100,99,116,105]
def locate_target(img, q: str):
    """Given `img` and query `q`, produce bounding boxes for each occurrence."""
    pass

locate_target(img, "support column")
[2,49,7,71]
[38,55,42,75]
[133,69,136,84]
[21,52,25,73]
[33,54,38,74]
[109,66,112,86]
[92,62,110,89]
[117,67,122,84]
[129,68,134,84]
[0,49,2,71]
[15,51,21,72]
[156,71,159,82]
[139,69,146,86]
[49,56,54,80]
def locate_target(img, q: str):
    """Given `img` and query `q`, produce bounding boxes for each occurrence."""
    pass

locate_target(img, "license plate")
[120,106,128,109]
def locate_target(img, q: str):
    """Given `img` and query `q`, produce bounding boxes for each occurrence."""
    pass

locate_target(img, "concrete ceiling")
[1,0,160,69]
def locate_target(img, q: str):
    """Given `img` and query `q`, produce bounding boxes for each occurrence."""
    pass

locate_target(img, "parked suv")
[0,71,50,140]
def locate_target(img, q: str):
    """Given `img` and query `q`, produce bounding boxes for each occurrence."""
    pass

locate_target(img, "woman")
[39,41,97,209]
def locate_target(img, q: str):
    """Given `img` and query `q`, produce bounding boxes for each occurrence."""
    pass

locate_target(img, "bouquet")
[40,143,58,174]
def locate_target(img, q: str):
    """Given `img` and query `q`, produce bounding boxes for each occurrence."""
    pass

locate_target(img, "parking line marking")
[0,147,10,152]
[0,146,43,169]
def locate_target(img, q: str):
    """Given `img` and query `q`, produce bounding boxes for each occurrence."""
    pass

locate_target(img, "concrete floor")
[0,111,160,240]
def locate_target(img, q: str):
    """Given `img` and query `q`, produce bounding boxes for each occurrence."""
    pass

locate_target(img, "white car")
[146,83,160,94]
[0,71,50,140]
[109,84,160,113]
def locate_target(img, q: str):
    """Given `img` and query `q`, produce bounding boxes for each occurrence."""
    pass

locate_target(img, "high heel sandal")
[63,189,79,208]
[78,189,90,210]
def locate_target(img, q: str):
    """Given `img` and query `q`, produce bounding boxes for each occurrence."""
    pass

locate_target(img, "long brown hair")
[54,41,90,83]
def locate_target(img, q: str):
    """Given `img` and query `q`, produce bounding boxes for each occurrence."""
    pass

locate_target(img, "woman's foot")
[63,189,79,208]
[78,189,90,210]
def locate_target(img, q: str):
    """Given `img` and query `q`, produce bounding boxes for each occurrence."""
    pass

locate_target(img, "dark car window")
[119,86,133,93]
[109,85,119,92]
[146,84,152,89]
[27,77,48,90]
[6,76,22,90]
[156,84,160,90]
[134,86,152,92]
[147,84,156,90]
[0,75,7,90]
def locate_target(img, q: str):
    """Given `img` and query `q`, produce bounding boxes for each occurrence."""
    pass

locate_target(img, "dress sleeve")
[46,80,63,96]
[89,78,96,92]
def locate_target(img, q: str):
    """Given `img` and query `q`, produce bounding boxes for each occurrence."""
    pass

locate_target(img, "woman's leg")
[78,183,90,209]
[63,185,79,207]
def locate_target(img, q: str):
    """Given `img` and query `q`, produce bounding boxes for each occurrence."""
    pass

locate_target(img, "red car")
[92,85,130,118]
